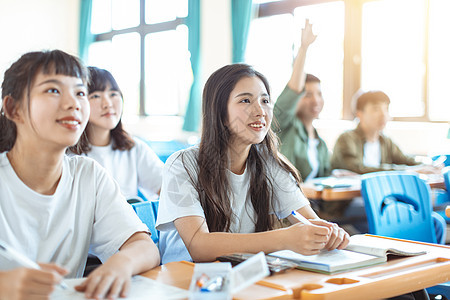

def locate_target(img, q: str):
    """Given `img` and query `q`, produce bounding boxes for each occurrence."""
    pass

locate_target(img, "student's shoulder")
[64,154,106,175]
[0,152,9,168]
[164,145,199,170]
[336,127,360,142]
[166,145,199,165]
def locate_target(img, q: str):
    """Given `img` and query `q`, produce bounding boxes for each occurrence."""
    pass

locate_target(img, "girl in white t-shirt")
[70,67,163,200]
[0,50,160,299]
[156,64,349,264]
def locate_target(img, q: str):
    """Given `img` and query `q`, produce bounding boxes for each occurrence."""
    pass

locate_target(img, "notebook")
[51,275,189,299]
[268,234,427,275]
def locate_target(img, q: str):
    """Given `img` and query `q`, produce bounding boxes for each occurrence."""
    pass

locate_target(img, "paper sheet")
[51,275,189,299]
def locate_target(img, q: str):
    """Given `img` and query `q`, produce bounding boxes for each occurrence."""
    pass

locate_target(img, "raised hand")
[301,19,317,48]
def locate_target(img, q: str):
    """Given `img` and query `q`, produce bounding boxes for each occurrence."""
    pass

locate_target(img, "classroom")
[0,0,449,299]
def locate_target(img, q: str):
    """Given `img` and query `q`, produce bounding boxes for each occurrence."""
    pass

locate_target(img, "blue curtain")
[231,0,253,63]
[79,0,94,63]
[182,0,201,132]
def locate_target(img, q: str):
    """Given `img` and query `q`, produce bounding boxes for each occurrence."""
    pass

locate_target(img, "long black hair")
[185,64,301,233]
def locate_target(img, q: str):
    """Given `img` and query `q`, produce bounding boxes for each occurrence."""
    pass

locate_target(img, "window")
[247,1,344,120]
[88,0,191,119]
[249,0,448,122]
[361,0,426,118]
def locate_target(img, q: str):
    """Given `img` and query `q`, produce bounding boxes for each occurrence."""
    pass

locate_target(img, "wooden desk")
[142,260,293,299]
[446,205,450,218]
[141,235,450,300]
[301,175,445,201]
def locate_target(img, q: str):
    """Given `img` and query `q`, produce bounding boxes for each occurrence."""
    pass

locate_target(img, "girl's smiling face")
[17,72,89,150]
[87,83,123,133]
[226,76,273,148]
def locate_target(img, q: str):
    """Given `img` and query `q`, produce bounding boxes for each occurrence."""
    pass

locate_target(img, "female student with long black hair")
[70,67,163,200]
[156,64,349,264]
[0,50,160,299]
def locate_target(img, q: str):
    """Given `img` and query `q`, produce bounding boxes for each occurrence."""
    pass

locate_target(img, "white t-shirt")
[156,146,309,264]
[363,140,381,168]
[82,138,164,200]
[0,153,148,278]
[305,138,320,182]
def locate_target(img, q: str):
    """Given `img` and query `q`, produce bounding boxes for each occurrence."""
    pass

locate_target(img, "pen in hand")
[291,210,313,225]
[0,240,69,290]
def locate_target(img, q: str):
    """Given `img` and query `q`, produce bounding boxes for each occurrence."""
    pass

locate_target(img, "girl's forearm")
[186,229,290,262]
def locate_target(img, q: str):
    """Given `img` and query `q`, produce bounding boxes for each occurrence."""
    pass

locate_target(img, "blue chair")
[432,154,450,167]
[433,168,450,223]
[361,171,449,298]
[131,201,159,244]
[143,139,191,163]
[361,171,445,244]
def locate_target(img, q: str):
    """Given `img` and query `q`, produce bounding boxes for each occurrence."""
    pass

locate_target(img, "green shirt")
[331,124,419,174]
[273,85,331,180]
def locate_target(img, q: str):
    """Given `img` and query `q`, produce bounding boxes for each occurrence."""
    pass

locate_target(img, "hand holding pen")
[0,240,69,299]
[289,211,349,253]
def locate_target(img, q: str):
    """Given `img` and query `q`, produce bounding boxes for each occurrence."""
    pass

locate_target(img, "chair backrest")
[144,140,190,163]
[444,167,450,191]
[432,154,450,167]
[131,201,159,244]
[361,171,437,243]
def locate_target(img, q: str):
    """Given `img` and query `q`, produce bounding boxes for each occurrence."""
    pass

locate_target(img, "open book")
[268,234,427,275]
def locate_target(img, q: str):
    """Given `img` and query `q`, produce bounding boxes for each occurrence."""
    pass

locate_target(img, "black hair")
[0,50,88,153]
[69,66,135,154]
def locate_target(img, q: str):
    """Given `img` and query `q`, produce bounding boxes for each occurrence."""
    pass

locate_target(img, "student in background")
[331,91,442,174]
[274,20,357,220]
[330,90,445,245]
[70,67,163,201]
[273,19,331,181]
[155,63,349,264]
[0,50,160,300]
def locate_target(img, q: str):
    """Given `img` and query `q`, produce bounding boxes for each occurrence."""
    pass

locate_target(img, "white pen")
[0,240,69,290]
[291,210,313,225]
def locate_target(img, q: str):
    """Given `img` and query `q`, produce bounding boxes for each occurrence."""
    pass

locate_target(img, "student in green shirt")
[273,19,331,182]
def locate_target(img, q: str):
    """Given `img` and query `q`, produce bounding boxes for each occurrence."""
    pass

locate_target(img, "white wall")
[201,0,232,81]
[0,0,80,84]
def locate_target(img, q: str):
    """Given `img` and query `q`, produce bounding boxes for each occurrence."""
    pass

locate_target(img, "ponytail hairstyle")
[69,67,134,154]
[185,64,302,233]
[0,50,88,153]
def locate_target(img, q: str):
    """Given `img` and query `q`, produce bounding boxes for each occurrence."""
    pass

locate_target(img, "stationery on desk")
[268,234,427,275]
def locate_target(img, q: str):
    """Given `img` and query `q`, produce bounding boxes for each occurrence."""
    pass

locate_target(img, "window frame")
[256,0,440,122]
[91,0,187,116]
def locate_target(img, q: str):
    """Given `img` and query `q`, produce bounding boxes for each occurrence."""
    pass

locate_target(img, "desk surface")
[446,205,450,218]
[141,235,450,300]
[301,175,445,201]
